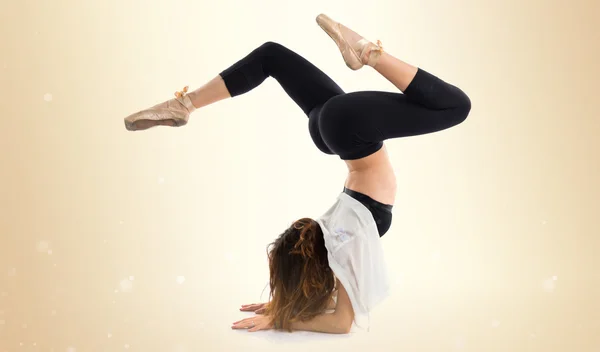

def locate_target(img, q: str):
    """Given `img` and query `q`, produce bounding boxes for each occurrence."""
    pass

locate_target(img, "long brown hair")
[264,218,336,332]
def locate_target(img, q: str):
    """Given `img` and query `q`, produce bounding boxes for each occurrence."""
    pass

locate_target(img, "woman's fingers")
[240,303,265,311]
[248,316,271,332]
[255,307,266,314]
[231,317,254,329]
[232,315,272,332]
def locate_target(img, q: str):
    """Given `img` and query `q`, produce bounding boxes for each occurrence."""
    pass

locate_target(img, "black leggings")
[219,41,472,161]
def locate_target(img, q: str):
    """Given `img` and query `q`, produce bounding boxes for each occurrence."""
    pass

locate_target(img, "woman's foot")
[316,14,384,70]
[124,86,196,131]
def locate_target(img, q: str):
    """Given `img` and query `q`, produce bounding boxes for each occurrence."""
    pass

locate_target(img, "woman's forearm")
[290,311,351,334]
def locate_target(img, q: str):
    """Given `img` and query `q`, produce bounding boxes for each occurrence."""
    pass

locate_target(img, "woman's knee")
[258,41,287,55]
[452,91,472,125]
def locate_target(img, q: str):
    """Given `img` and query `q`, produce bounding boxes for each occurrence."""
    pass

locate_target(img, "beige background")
[1,0,599,351]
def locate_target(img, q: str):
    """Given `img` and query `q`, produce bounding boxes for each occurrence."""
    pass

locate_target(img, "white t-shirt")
[315,192,391,331]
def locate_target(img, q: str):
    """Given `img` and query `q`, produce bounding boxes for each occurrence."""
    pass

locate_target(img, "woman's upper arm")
[333,278,355,332]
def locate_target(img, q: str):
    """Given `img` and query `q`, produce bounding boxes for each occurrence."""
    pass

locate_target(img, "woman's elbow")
[335,312,353,334]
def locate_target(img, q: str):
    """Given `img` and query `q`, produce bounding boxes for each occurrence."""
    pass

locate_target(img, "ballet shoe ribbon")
[174,86,189,98]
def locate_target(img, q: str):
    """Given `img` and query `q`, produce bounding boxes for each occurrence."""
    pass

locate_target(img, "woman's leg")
[311,13,471,160]
[318,53,472,160]
[195,42,345,154]
[373,52,419,93]
[190,42,345,116]
[186,75,232,109]
[374,51,470,111]
[126,42,345,135]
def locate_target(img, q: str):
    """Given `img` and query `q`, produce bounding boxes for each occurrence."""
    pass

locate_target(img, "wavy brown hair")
[264,218,336,332]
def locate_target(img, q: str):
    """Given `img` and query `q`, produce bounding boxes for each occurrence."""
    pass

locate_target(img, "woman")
[124,14,471,333]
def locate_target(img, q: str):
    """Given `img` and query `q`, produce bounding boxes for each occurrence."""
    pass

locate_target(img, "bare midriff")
[343,144,397,206]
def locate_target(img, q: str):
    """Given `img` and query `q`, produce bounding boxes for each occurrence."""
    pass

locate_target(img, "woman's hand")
[239,302,267,314]
[231,314,274,332]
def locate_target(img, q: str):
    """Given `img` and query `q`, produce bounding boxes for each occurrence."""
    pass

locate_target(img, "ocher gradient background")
[1,0,599,351]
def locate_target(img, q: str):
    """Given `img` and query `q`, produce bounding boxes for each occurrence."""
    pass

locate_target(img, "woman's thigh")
[317,90,466,160]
